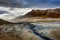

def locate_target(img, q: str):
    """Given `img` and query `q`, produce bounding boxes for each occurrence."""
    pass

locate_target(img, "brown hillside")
[24,8,60,18]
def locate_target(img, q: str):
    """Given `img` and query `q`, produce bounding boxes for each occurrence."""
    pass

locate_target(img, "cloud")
[0,0,60,8]
[19,0,60,8]
[0,7,32,20]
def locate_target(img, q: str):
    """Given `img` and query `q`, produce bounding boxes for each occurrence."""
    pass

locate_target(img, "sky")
[0,0,60,8]
[16,0,60,8]
[0,0,60,20]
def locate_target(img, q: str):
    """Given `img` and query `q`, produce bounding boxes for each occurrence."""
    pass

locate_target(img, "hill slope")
[23,8,60,18]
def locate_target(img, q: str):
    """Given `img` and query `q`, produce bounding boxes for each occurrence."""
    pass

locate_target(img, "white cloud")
[0,7,32,20]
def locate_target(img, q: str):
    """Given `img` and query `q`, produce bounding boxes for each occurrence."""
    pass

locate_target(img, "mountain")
[14,8,60,22]
[23,8,60,18]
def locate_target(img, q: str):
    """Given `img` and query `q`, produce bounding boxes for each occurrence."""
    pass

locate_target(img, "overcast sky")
[16,0,60,8]
[0,0,60,8]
